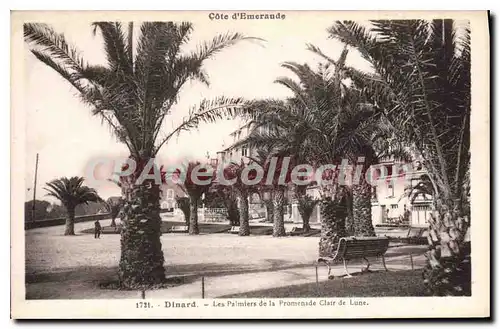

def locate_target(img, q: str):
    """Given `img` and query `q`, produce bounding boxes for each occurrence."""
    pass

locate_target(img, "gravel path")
[25,219,427,299]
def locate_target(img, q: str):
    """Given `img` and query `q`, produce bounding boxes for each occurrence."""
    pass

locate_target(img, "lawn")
[222,270,426,298]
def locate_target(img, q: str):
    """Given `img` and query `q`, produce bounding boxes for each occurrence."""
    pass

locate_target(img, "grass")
[222,270,426,298]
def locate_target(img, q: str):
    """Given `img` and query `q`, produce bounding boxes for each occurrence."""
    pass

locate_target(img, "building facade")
[215,124,434,227]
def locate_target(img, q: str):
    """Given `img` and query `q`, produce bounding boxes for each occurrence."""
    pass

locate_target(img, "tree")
[208,184,240,226]
[327,19,471,295]
[174,196,190,227]
[44,177,103,235]
[236,55,388,242]
[232,100,314,237]
[318,186,349,257]
[175,161,215,235]
[25,22,256,288]
[220,160,259,236]
[296,192,319,233]
[247,148,274,223]
[24,200,51,222]
[106,196,124,228]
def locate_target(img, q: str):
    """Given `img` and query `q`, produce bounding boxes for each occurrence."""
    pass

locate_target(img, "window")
[387,181,394,198]
[391,204,398,209]
[241,146,248,157]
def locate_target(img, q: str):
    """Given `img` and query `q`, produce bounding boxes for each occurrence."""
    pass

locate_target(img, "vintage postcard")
[11,10,490,319]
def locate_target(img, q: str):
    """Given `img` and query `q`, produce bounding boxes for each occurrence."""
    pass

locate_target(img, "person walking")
[94,219,102,239]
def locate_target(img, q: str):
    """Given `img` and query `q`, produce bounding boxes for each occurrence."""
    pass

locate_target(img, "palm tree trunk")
[423,201,471,296]
[352,179,375,237]
[64,206,75,236]
[188,197,199,235]
[264,199,274,223]
[119,179,165,288]
[296,189,312,233]
[345,189,355,236]
[318,197,347,257]
[302,212,311,233]
[272,186,286,237]
[226,199,240,226]
[237,190,250,236]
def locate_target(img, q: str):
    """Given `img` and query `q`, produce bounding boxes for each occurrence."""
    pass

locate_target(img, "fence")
[25,208,171,230]
[200,208,227,223]
[25,213,111,230]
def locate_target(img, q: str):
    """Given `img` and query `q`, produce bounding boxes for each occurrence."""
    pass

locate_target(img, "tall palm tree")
[327,19,471,295]
[44,177,103,235]
[25,22,257,288]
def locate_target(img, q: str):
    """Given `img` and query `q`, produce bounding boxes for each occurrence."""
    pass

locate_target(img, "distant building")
[370,158,433,227]
[216,124,434,227]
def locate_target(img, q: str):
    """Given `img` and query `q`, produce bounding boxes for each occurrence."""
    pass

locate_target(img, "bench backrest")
[338,237,390,260]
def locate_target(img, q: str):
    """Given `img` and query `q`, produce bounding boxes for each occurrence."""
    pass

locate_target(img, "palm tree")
[44,177,103,235]
[318,187,349,257]
[106,196,123,228]
[238,56,384,243]
[296,191,319,233]
[174,196,190,227]
[175,161,215,235]
[25,22,257,288]
[221,160,259,236]
[327,19,471,296]
[247,149,274,223]
[207,184,240,226]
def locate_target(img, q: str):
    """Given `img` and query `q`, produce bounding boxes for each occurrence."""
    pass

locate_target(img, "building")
[216,124,434,227]
[216,123,256,167]
[370,159,433,227]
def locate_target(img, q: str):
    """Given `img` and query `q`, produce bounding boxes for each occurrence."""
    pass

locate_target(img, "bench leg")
[382,255,389,272]
[318,261,334,280]
[343,259,352,278]
[362,257,371,273]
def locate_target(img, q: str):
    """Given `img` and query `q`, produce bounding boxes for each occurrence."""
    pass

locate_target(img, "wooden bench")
[169,225,188,233]
[317,236,390,278]
[228,226,240,234]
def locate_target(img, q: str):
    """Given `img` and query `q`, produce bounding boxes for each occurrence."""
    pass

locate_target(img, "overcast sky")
[24,14,374,201]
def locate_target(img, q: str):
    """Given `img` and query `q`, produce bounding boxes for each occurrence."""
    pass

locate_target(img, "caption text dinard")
[136,299,368,309]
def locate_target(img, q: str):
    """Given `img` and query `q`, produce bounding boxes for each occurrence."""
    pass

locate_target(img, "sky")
[23,14,373,202]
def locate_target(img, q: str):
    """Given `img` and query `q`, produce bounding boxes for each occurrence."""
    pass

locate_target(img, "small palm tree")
[208,184,240,226]
[106,196,124,228]
[221,160,260,236]
[175,161,214,235]
[44,177,103,235]
[174,196,190,227]
[296,193,319,233]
